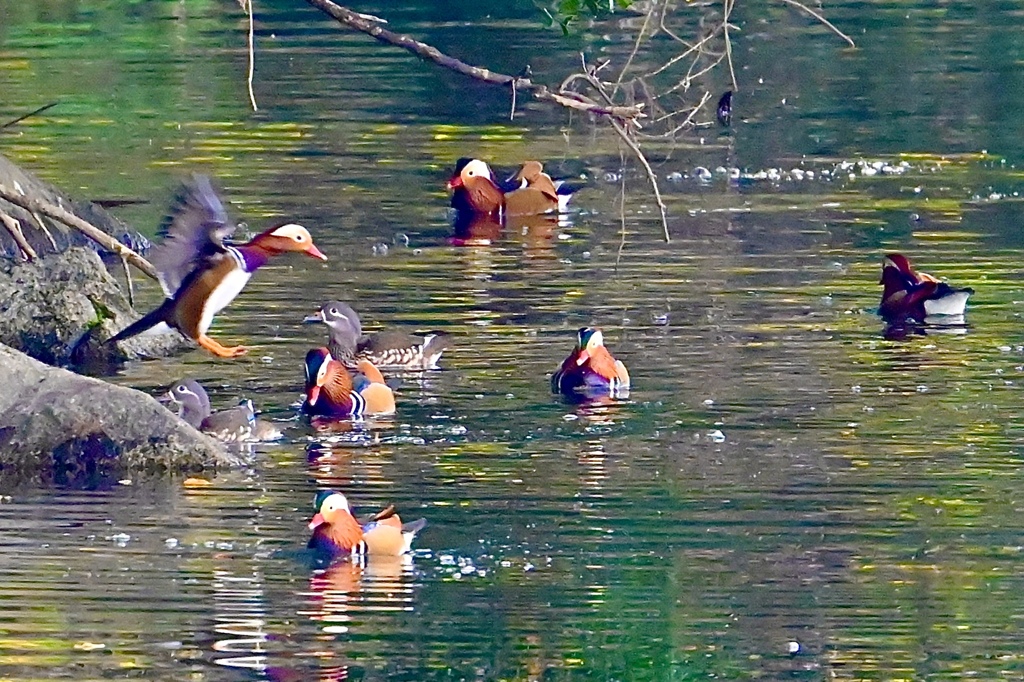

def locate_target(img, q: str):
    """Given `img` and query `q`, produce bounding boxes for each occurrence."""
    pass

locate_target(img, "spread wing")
[150,174,235,296]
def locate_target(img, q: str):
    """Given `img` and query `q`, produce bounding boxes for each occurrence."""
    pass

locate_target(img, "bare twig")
[303,0,645,122]
[0,210,38,260]
[640,90,712,138]
[0,184,157,280]
[722,0,739,91]
[0,102,59,131]
[29,211,59,251]
[579,59,670,242]
[239,0,258,110]
[615,149,628,269]
[642,19,723,80]
[612,0,657,97]
[610,119,670,242]
[121,255,135,306]
[779,0,856,47]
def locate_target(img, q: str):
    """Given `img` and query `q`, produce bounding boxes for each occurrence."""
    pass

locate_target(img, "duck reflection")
[572,397,629,426]
[882,316,968,341]
[302,556,417,632]
[450,212,559,253]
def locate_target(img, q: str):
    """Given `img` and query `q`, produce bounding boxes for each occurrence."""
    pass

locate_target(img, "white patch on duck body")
[924,290,971,316]
[198,250,252,335]
[137,321,174,337]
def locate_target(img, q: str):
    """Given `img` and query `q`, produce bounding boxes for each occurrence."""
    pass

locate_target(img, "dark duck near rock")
[165,379,282,442]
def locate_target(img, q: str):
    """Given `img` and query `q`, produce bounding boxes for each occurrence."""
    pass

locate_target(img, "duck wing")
[150,174,235,296]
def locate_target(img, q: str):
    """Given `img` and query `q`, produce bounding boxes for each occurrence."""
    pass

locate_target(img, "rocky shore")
[0,344,237,480]
[0,153,231,478]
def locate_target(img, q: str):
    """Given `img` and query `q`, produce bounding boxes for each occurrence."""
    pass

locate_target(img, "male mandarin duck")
[108,174,327,358]
[307,490,427,558]
[551,327,631,398]
[447,158,574,217]
[164,379,283,442]
[879,253,973,322]
[304,301,449,370]
[302,347,396,418]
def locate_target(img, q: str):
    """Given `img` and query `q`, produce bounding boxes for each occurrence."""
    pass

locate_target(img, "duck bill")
[576,350,590,366]
[446,176,463,190]
[305,243,329,261]
[302,310,325,325]
[158,391,176,405]
[307,385,321,406]
[308,512,326,531]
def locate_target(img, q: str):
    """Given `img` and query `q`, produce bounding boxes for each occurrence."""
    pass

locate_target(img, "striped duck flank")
[551,327,631,399]
[879,253,974,323]
[108,174,327,358]
[302,348,396,418]
[307,491,427,558]
[304,301,450,370]
[446,159,565,218]
[164,379,282,442]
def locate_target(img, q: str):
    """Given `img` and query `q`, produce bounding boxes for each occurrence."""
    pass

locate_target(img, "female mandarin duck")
[552,327,631,398]
[304,301,449,370]
[109,174,327,358]
[165,379,283,442]
[447,158,574,217]
[303,347,396,418]
[879,253,973,322]
[307,490,427,558]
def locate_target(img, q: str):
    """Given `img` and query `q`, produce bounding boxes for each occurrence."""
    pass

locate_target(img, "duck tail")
[107,299,175,345]
[401,517,428,553]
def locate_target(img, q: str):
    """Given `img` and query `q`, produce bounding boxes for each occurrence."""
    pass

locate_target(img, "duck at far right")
[878,253,974,324]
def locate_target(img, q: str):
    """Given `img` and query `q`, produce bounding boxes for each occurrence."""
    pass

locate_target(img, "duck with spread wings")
[108,174,327,358]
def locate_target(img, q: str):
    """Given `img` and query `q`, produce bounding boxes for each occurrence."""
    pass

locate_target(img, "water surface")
[2,1,1024,679]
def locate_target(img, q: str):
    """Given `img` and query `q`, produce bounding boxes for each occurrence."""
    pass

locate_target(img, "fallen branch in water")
[0,183,157,280]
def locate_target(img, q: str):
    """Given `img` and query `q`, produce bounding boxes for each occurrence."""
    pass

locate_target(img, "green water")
[3,0,1024,680]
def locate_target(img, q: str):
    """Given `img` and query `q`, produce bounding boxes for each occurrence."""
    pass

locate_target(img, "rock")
[0,343,239,481]
[0,246,188,367]
[0,151,147,260]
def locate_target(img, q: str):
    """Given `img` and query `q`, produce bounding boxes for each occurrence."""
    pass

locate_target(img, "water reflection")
[6,0,1024,679]
[212,568,269,672]
[882,317,969,341]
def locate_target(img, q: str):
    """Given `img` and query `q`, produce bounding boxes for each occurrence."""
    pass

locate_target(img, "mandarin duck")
[879,253,973,322]
[108,174,327,358]
[551,327,631,399]
[307,490,427,558]
[302,347,396,418]
[165,379,283,442]
[447,159,574,217]
[304,301,449,370]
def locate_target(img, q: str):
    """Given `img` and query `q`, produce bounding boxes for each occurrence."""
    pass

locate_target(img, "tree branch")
[0,209,38,260]
[302,0,645,122]
[779,0,856,48]
[0,184,157,280]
